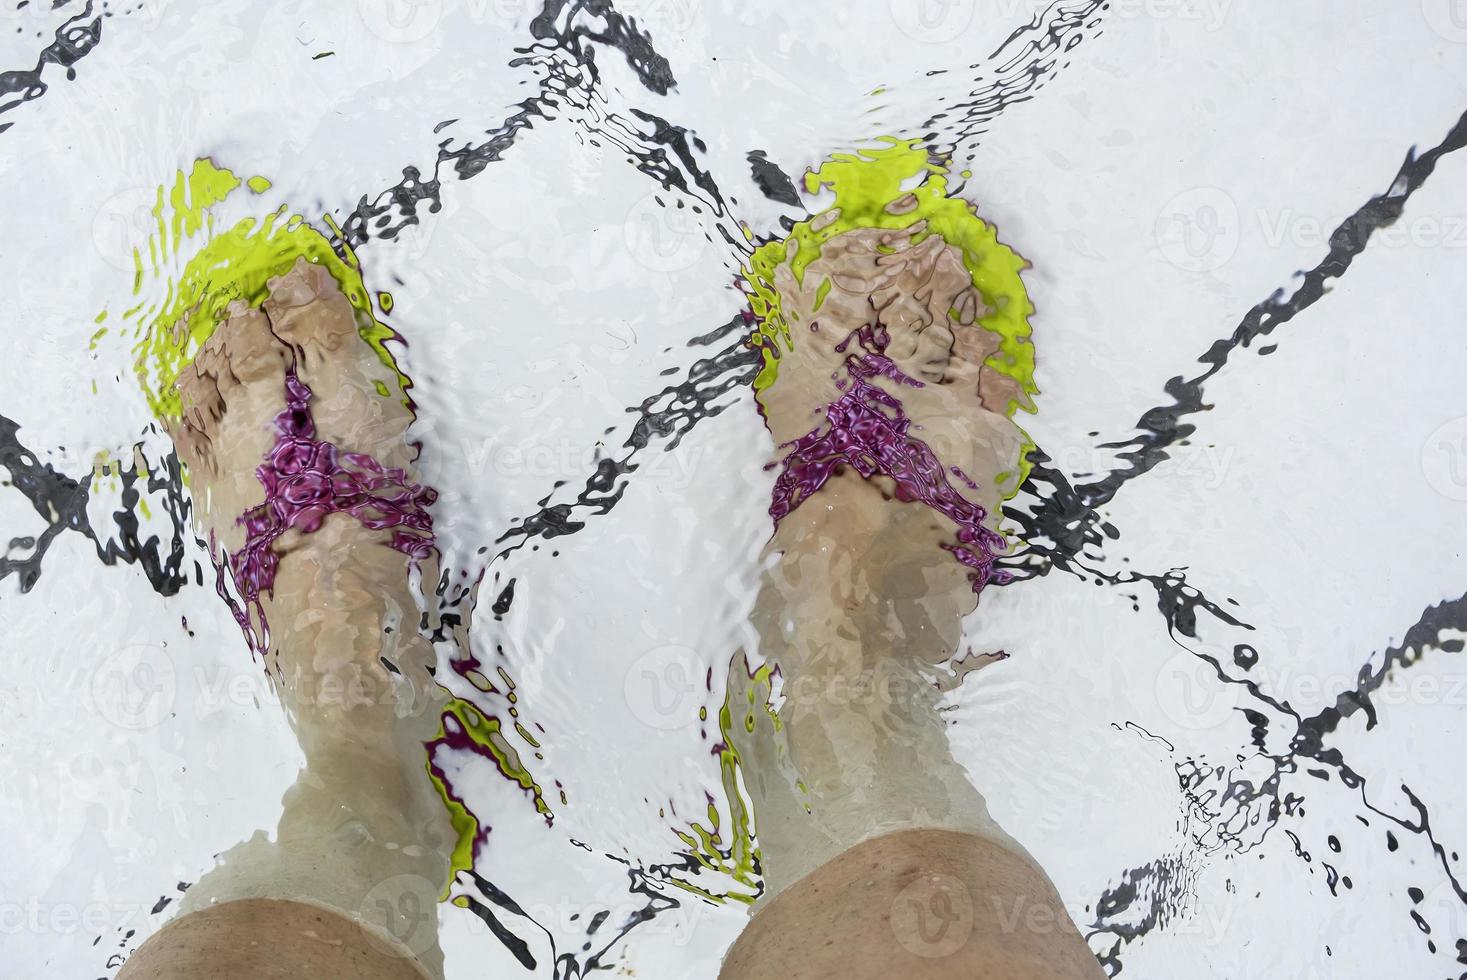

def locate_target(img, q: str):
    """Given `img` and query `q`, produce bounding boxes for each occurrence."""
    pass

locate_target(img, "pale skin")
[120,218,1101,978]
[722,212,1103,978]
[120,259,453,980]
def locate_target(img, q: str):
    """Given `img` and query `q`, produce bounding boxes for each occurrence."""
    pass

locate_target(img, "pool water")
[2,2,1466,977]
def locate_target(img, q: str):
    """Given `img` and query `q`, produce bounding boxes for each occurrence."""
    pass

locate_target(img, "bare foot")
[162,258,452,975]
[754,217,1032,656]
[168,258,420,559]
[729,203,1040,901]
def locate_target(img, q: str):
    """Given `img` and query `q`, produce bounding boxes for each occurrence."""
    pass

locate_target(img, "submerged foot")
[166,257,433,646]
[162,259,452,971]
[752,212,1032,645]
[729,150,1041,897]
[167,256,422,548]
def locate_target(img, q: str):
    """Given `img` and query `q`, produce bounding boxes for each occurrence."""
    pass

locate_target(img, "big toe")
[218,305,290,387]
[263,259,358,361]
